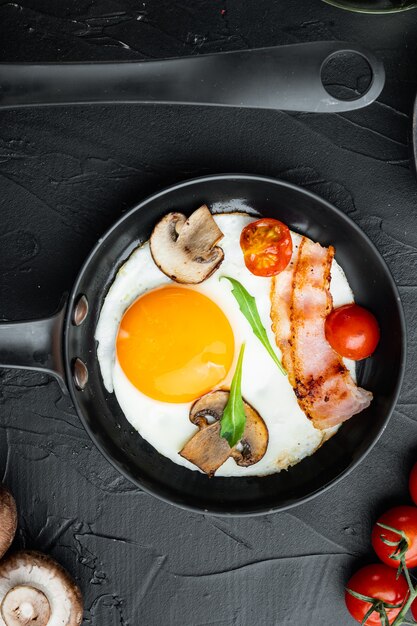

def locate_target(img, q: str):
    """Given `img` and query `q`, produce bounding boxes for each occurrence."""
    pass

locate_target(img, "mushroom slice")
[0,485,17,560]
[189,389,230,427]
[230,404,269,468]
[0,551,83,626]
[180,422,231,477]
[149,205,224,283]
[180,390,269,476]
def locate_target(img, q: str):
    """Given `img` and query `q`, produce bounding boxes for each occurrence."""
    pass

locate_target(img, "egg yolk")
[116,286,235,403]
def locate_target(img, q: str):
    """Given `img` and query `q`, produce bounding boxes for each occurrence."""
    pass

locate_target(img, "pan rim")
[65,173,407,516]
[412,95,417,177]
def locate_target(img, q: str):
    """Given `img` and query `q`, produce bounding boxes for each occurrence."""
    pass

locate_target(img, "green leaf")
[220,343,246,448]
[220,276,286,376]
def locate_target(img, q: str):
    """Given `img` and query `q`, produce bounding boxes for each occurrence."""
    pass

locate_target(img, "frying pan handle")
[0,303,68,394]
[0,41,385,112]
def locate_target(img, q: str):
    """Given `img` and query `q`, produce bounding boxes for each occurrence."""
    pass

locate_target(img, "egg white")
[95,213,355,477]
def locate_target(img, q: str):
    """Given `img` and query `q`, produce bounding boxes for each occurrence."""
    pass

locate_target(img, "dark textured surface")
[1,1,417,624]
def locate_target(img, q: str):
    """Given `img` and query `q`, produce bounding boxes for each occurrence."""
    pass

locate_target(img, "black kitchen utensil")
[0,175,405,516]
[323,0,417,12]
[0,42,384,112]
[412,96,417,175]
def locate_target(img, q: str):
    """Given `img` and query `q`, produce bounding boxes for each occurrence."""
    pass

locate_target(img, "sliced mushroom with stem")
[150,205,225,283]
[0,486,17,560]
[0,551,83,626]
[180,390,269,476]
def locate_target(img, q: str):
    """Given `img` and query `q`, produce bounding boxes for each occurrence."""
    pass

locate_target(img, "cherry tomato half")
[240,218,292,277]
[372,506,417,569]
[345,564,408,625]
[409,462,417,506]
[325,303,380,360]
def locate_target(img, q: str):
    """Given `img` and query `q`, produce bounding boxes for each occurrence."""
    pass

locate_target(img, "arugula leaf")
[220,343,246,448]
[221,276,286,375]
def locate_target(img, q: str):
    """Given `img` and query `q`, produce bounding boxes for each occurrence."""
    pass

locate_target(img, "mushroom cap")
[0,486,17,560]
[1,585,50,626]
[149,205,224,284]
[0,552,83,626]
[180,390,269,475]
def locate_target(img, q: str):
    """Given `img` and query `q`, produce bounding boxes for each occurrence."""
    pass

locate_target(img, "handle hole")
[321,51,373,101]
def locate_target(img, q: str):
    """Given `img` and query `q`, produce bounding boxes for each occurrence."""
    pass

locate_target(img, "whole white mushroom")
[0,486,17,560]
[0,552,83,626]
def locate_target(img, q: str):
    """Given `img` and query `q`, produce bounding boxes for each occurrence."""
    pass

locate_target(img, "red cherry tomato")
[325,303,380,360]
[345,564,408,625]
[409,462,417,506]
[372,506,417,569]
[411,597,417,620]
[240,218,292,277]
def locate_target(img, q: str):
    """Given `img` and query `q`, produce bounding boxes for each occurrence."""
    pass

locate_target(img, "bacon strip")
[271,236,372,429]
[270,239,301,387]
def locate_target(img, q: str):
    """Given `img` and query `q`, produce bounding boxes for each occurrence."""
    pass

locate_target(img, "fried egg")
[95,213,355,477]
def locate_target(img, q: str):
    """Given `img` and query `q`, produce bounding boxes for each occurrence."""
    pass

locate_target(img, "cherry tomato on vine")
[240,218,292,277]
[411,597,417,620]
[345,564,408,625]
[372,506,417,569]
[409,462,417,506]
[325,303,380,360]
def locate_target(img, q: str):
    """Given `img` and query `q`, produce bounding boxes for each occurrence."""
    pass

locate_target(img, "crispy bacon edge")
[270,236,372,429]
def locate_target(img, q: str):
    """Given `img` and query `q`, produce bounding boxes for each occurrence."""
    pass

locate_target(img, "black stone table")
[1,1,417,624]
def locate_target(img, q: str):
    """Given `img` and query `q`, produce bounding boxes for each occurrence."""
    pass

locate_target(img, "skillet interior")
[65,174,405,515]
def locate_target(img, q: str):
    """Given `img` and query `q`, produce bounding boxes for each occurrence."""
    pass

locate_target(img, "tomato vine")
[347,525,417,625]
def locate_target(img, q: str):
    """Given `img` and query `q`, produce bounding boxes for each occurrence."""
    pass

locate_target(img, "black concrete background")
[1,1,417,624]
